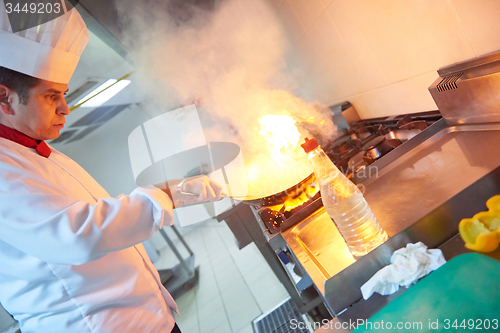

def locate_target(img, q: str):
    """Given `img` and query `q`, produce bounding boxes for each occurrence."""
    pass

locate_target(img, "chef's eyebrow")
[46,88,69,94]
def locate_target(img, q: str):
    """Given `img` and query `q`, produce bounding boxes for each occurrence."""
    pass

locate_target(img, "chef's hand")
[155,176,225,208]
[178,175,225,203]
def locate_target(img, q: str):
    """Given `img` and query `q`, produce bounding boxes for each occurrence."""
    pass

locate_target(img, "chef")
[0,3,222,333]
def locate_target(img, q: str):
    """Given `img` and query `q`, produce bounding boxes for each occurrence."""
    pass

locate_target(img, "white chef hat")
[0,0,89,84]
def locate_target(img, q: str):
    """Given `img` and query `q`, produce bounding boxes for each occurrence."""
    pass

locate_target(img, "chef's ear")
[0,85,15,115]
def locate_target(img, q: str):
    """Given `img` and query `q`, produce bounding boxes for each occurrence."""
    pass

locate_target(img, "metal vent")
[253,298,313,333]
[49,104,131,145]
[436,72,463,92]
[69,103,131,127]
[66,125,101,143]
[49,129,79,144]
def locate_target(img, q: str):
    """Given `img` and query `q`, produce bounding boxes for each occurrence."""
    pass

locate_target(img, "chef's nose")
[57,99,71,116]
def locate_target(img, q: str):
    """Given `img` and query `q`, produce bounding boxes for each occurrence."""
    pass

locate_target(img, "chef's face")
[5,80,70,140]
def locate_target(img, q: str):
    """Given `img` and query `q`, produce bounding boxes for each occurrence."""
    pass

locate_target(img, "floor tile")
[240,265,271,286]
[211,258,234,272]
[209,253,233,268]
[178,325,199,333]
[195,253,210,264]
[222,288,258,317]
[176,305,198,331]
[197,275,217,289]
[208,240,230,250]
[220,279,248,301]
[176,317,200,333]
[199,309,229,333]
[197,295,224,321]
[216,275,243,292]
[247,272,288,313]
[228,300,261,333]
[236,323,255,333]
[253,288,289,314]
[233,258,264,275]
[175,291,197,312]
[208,319,232,333]
[198,264,215,278]
[195,285,220,307]
[213,263,239,280]
[248,273,283,291]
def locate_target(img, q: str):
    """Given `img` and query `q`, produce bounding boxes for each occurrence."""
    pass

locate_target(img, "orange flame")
[258,114,301,166]
[283,183,319,211]
[265,177,320,213]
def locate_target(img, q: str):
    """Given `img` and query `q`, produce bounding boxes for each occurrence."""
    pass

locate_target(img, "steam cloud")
[116,0,337,169]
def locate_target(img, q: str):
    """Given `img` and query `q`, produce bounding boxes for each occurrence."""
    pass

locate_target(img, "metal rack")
[157,225,199,299]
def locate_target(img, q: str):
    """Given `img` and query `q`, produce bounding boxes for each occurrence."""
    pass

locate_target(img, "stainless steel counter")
[281,207,354,296]
[364,121,500,236]
[280,120,500,320]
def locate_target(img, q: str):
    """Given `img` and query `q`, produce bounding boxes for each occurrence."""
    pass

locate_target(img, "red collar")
[0,123,51,158]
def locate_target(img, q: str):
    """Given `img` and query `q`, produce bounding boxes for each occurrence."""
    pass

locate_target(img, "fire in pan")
[133,140,317,210]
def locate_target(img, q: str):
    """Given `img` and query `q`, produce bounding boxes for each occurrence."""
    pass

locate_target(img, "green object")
[354,253,500,332]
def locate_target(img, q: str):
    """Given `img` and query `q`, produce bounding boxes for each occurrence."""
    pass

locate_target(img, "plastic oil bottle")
[301,137,388,257]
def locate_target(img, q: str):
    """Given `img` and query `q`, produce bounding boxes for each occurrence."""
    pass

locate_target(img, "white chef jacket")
[0,138,179,333]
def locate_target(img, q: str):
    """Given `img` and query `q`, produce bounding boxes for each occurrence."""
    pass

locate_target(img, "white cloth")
[0,138,178,333]
[360,242,446,300]
[0,1,89,83]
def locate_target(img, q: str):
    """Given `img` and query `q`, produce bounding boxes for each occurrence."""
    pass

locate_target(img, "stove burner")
[258,191,322,234]
[363,136,386,151]
[362,136,401,163]
[349,125,374,141]
[326,139,361,162]
[348,151,367,172]
[396,115,429,131]
[324,111,442,180]
[384,128,420,142]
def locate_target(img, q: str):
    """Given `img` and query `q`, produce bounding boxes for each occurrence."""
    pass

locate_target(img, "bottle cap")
[301,137,319,153]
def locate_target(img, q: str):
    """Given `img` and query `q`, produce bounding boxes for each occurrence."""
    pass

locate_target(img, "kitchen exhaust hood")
[429,50,500,125]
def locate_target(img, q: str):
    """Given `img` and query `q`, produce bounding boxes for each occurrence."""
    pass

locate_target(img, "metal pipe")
[158,228,193,277]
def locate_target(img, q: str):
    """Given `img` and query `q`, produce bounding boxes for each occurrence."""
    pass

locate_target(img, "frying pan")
[181,172,315,207]
[135,141,313,208]
[230,172,315,206]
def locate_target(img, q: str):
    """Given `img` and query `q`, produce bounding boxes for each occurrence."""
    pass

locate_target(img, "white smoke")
[116,0,337,169]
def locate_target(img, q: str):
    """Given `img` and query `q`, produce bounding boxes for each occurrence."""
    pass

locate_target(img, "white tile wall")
[278,0,305,42]
[287,0,316,31]
[269,0,500,118]
[319,0,333,8]
[349,71,440,119]
[303,0,325,23]
[449,0,500,56]
[268,0,283,12]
